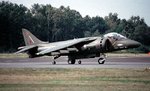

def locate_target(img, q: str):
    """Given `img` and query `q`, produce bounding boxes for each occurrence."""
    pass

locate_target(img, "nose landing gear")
[98,57,105,64]
[98,54,106,64]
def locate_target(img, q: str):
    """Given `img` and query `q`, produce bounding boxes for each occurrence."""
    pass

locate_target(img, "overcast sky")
[6,0,150,26]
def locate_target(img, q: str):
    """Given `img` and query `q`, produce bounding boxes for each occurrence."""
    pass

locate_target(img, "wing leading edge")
[36,37,97,56]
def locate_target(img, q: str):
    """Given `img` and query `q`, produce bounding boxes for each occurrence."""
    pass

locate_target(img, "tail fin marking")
[22,28,43,46]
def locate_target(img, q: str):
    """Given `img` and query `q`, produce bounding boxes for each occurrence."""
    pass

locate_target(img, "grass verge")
[0,68,150,91]
[0,53,28,58]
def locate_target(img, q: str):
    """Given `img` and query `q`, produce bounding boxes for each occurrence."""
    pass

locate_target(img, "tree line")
[0,1,150,52]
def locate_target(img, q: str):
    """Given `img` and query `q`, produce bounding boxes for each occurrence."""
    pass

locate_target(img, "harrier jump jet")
[16,29,140,64]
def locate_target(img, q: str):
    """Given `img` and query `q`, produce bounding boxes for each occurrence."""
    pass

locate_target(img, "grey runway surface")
[0,56,150,68]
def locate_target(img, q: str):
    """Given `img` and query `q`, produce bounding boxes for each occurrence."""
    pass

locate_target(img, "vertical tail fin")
[22,29,44,46]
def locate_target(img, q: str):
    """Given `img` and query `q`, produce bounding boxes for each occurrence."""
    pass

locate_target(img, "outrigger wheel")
[52,61,56,65]
[78,60,81,64]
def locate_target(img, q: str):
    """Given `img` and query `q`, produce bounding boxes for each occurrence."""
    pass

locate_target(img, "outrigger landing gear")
[52,55,60,65]
[52,60,56,64]
[78,60,81,64]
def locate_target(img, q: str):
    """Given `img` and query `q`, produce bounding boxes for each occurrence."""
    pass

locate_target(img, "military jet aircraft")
[16,29,140,64]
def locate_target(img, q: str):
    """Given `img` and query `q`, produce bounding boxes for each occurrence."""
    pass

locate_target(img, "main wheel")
[98,58,105,64]
[68,59,76,64]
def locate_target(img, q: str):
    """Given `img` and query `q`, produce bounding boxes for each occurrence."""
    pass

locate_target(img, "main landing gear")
[52,58,81,65]
[68,59,76,64]
[68,59,81,64]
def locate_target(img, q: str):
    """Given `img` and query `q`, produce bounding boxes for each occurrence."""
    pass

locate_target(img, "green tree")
[0,1,149,53]
[0,1,29,52]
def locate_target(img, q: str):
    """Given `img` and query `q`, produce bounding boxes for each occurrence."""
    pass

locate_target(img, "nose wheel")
[98,57,105,64]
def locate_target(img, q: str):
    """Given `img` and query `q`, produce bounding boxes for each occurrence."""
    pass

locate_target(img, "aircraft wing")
[15,45,37,54]
[36,37,96,55]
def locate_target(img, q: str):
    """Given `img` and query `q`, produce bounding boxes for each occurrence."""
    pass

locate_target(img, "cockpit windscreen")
[104,32,127,40]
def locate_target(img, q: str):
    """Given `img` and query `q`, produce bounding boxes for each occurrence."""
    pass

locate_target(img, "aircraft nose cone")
[116,39,141,49]
[126,40,141,48]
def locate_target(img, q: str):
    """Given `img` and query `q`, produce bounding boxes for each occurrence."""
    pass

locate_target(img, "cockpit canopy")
[104,32,127,40]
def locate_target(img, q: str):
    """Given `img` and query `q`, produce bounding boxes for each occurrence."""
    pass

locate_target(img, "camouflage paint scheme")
[16,29,140,64]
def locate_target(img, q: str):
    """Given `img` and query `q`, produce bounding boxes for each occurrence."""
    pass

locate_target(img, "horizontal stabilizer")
[15,45,37,54]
